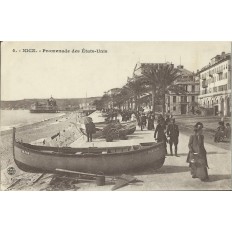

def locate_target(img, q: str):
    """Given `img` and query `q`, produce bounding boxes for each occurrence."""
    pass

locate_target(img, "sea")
[0,110,65,131]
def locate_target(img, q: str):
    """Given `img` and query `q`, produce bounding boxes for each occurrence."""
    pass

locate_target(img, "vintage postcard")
[1,41,231,191]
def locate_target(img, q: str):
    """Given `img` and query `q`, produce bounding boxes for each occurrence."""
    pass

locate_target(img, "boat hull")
[14,142,165,175]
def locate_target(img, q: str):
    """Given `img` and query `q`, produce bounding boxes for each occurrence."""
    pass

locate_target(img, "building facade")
[197,52,231,117]
[166,65,200,115]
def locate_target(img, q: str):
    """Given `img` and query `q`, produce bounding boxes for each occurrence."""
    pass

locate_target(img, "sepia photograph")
[1,41,231,191]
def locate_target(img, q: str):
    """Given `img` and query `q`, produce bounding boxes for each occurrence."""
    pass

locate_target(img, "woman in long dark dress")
[187,122,209,181]
[154,119,167,154]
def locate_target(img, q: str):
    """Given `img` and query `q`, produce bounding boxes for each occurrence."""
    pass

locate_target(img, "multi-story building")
[166,65,200,115]
[134,62,200,114]
[197,52,231,116]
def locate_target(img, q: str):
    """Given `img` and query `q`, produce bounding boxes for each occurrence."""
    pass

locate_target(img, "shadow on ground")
[166,153,187,157]
[154,165,190,174]
[128,135,150,140]
[133,131,153,136]
[208,174,231,182]
[130,165,190,176]
[207,151,229,155]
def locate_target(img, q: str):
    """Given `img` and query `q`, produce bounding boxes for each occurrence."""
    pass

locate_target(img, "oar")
[55,168,109,178]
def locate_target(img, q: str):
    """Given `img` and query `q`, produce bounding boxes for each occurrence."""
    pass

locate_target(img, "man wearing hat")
[167,118,179,156]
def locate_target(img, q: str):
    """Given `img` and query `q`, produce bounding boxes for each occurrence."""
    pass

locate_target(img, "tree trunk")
[134,96,138,111]
[152,87,156,116]
[162,87,166,116]
[130,98,133,110]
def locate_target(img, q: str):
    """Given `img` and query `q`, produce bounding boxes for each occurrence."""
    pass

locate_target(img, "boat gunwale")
[14,140,164,158]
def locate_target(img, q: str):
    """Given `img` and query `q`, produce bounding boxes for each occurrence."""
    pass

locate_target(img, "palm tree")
[142,63,182,115]
[101,93,111,109]
[124,76,147,111]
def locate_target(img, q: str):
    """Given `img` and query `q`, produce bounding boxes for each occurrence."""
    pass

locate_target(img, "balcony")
[216,67,223,74]
[180,101,188,104]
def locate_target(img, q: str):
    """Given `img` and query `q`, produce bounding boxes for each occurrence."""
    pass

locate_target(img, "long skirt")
[147,120,154,130]
[190,162,208,181]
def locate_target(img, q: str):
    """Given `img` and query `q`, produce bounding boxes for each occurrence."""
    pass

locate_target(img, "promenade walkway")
[77,124,231,191]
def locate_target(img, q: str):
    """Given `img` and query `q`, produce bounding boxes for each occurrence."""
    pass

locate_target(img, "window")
[192,85,195,92]
[192,96,195,102]
[219,73,223,80]
[218,85,228,91]
[173,106,176,111]
[173,96,176,103]
[181,96,187,102]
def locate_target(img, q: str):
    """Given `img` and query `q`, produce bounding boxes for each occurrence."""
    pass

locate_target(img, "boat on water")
[30,96,59,113]
[13,128,166,175]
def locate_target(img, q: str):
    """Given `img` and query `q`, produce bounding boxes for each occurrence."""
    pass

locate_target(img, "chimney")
[221,51,226,59]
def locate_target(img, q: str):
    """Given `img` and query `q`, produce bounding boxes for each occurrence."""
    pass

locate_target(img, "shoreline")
[0,111,67,134]
[0,112,73,170]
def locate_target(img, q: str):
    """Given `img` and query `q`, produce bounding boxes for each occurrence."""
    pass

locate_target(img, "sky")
[1,41,231,101]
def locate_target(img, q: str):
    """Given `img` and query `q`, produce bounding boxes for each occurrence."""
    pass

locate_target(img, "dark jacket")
[167,124,179,142]
[85,122,96,134]
[154,124,166,142]
[141,115,147,125]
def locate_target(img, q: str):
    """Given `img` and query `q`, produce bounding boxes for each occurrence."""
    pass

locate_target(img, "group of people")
[85,108,231,183]
[154,114,179,156]
[137,111,155,131]
[214,121,231,142]
[154,116,209,181]
[121,110,135,122]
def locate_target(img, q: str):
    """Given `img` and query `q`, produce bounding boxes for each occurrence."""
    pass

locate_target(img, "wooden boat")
[120,120,137,135]
[13,128,165,175]
[80,120,137,141]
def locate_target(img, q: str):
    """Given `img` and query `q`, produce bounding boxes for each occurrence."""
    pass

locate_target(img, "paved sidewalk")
[120,128,231,190]
[74,125,231,191]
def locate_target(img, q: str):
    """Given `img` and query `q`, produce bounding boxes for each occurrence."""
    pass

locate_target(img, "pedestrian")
[140,113,147,131]
[186,122,209,181]
[214,121,225,142]
[85,118,96,142]
[167,118,179,156]
[154,119,167,154]
[165,114,171,127]
[225,123,231,139]
[147,113,155,130]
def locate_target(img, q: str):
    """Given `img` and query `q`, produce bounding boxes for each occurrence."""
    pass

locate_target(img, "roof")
[178,68,193,76]
[198,52,231,74]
